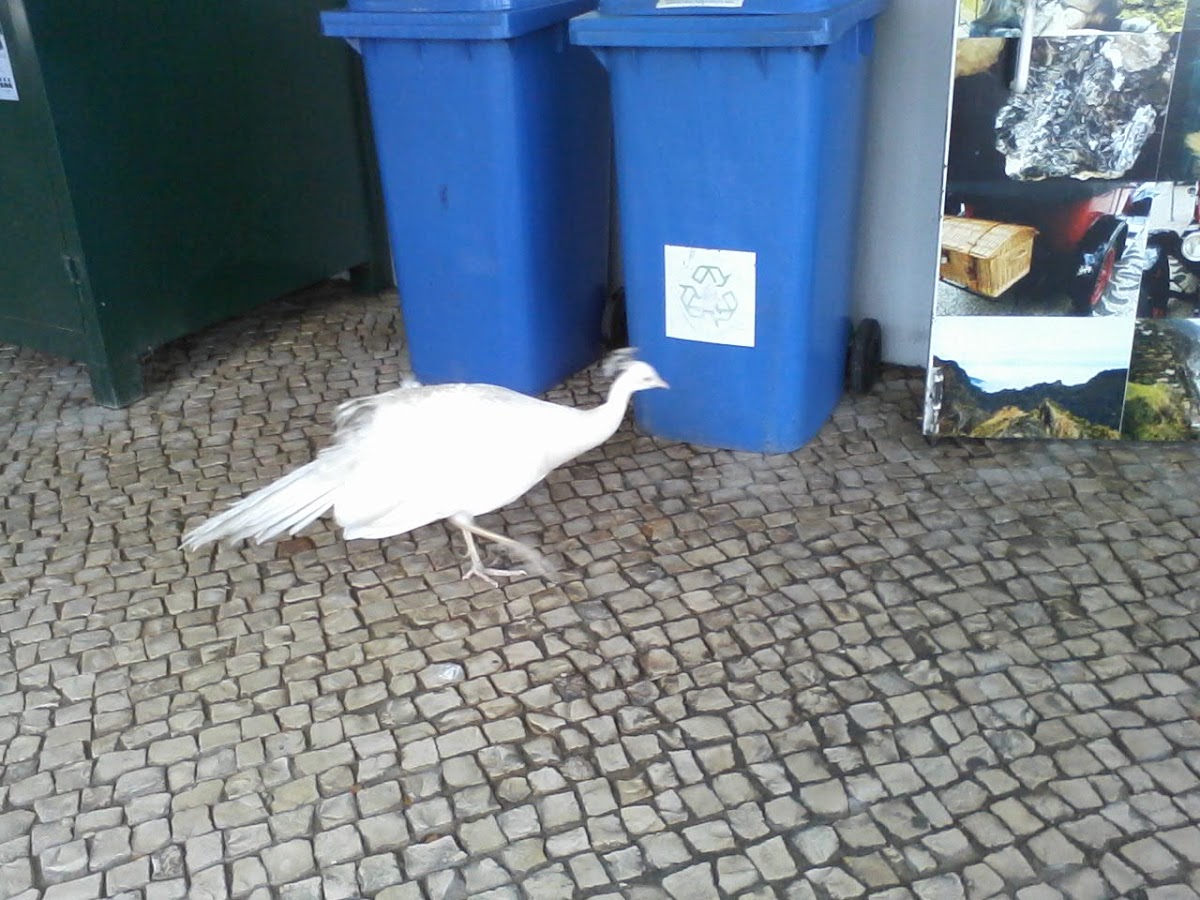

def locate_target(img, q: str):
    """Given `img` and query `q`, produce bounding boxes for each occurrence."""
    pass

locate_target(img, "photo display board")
[925,0,1200,442]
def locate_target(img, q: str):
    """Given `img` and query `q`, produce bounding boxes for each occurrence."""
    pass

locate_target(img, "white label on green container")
[656,0,745,7]
[0,24,18,102]
[664,244,756,347]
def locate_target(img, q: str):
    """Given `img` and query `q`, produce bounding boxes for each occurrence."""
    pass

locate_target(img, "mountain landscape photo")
[932,356,1127,439]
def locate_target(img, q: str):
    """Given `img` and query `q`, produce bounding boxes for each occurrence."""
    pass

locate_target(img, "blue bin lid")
[343,0,571,11]
[597,0,881,14]
[570,0,882,47]
[322,0,593,39]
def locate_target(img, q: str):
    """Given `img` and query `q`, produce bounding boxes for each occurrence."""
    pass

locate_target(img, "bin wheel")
[602,288,629,350]
[848,318,882,394]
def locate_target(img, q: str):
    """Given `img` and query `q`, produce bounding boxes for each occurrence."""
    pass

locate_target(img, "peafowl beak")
[650,374,669,390]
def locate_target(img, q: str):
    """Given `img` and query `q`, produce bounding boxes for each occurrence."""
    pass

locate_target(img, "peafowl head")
[610,358,668,398]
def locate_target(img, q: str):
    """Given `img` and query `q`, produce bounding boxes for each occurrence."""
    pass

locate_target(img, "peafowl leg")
[456,522,525,585]
[451,513,549,584]
[456,532,499,588]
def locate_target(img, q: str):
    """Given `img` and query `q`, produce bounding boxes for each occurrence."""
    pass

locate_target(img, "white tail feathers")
[182,458,340,551]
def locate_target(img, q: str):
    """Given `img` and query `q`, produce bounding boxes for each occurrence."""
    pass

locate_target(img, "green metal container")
[0,1,391,407]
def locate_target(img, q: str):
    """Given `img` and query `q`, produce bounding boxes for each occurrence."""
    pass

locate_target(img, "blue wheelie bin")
[323,0,612,395]
[571,0,885,452]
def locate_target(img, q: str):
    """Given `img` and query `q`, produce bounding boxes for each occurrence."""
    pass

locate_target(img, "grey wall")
[851,0,957,367]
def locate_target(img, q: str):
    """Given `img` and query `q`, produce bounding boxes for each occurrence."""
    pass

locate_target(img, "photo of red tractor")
[942,180,1139,315]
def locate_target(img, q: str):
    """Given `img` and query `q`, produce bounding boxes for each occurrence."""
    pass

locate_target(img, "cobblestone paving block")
[1,283,1199,899]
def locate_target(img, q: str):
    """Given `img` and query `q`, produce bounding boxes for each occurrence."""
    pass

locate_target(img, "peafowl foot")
[463,561,527,587]
[452,513,552,586]
[454,515,533,586]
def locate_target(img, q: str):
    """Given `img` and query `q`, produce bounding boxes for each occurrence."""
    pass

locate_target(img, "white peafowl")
[181,353,668,585]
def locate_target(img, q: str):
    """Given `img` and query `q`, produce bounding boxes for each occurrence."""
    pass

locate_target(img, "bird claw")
[465,566,498,587]
[463,563,526,587]
[454,515,544,587]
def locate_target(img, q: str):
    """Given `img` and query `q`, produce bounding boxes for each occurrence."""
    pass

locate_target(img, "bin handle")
[1010,0,1036,93]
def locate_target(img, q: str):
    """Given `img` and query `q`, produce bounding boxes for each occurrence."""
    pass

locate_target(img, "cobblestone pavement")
[2,280,1200,900]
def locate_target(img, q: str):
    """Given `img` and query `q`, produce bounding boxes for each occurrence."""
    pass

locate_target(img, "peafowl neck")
[595,379,639,442]
[549,379,638,468]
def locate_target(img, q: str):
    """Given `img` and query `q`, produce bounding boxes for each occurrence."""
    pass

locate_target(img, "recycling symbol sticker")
[664,244,757,347]
[680,265,739,324]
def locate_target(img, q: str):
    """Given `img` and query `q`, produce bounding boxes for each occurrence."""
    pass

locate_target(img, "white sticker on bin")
[0,24,19,102]
[664,244,756,348]
[656,0,745,7]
